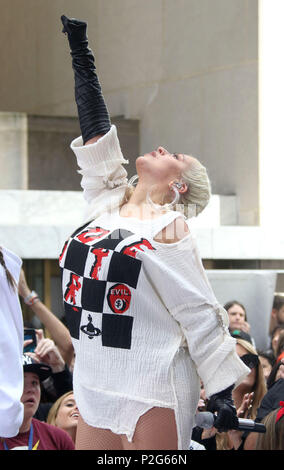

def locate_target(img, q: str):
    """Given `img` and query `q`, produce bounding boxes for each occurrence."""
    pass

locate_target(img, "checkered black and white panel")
[59,223,155,350]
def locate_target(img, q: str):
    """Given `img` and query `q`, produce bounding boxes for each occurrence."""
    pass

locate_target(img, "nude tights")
[75,407,178,450]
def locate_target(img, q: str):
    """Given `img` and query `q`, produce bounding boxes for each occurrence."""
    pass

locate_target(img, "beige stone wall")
[27,115,138,191]
[0,0,259,224]
[0,113,28,189]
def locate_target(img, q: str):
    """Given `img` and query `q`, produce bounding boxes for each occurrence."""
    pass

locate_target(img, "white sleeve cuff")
[70,125,129,171]
[197,335,250,397]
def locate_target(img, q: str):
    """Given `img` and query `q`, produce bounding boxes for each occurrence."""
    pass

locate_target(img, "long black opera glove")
[206,384,239,433]
[61,15,111,144]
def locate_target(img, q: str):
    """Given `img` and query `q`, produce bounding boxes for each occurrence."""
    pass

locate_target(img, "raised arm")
[61,15,111,145]
[61,15,128,214]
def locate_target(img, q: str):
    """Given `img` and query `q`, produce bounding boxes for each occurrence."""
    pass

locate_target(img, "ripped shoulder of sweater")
[154,216,190,244]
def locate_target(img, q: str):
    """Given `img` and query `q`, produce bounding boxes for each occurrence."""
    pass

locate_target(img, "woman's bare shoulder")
[154,216,190,244]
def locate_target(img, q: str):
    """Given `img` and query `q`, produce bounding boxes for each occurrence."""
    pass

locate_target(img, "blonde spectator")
[47,391,79,443]
[216,339,267,450]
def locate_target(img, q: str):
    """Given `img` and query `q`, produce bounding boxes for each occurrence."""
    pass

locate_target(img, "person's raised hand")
[34,337,65,373]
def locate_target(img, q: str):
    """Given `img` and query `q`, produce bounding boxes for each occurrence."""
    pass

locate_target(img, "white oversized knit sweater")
[61,125,249,448]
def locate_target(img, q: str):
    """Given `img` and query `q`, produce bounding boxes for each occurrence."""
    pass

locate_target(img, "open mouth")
[24,398,36,405]
[70,412,79,419]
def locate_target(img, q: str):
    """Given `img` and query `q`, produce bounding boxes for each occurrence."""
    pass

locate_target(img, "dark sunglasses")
[240,353,259,370]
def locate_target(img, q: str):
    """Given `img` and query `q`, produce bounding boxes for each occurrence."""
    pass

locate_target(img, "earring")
[168,185,181,207]
[128,174,139,187]
[146,185,180,212]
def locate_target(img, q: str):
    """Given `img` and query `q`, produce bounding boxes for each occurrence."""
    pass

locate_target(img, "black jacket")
[256,378,284,422]
[34,366,73,422]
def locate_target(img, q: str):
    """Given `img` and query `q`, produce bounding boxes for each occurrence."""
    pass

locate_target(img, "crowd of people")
[1,14,284,451]
[0,259,76,450]
[1,254,284,450]
[191,296,284,450]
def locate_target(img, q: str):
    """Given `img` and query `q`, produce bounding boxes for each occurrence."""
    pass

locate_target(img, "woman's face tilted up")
[135,146,196,202]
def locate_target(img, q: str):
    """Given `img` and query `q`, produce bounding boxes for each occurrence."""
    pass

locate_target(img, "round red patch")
[107,283,131,314]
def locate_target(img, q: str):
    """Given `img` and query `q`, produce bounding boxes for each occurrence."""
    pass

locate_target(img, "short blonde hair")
[180,158,211,218]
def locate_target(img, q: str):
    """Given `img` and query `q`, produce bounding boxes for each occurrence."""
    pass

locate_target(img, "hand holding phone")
[24,328,37,353]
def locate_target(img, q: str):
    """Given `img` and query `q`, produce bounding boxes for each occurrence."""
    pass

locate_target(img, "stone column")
[0,112,28,189]
[259,0,284,227]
